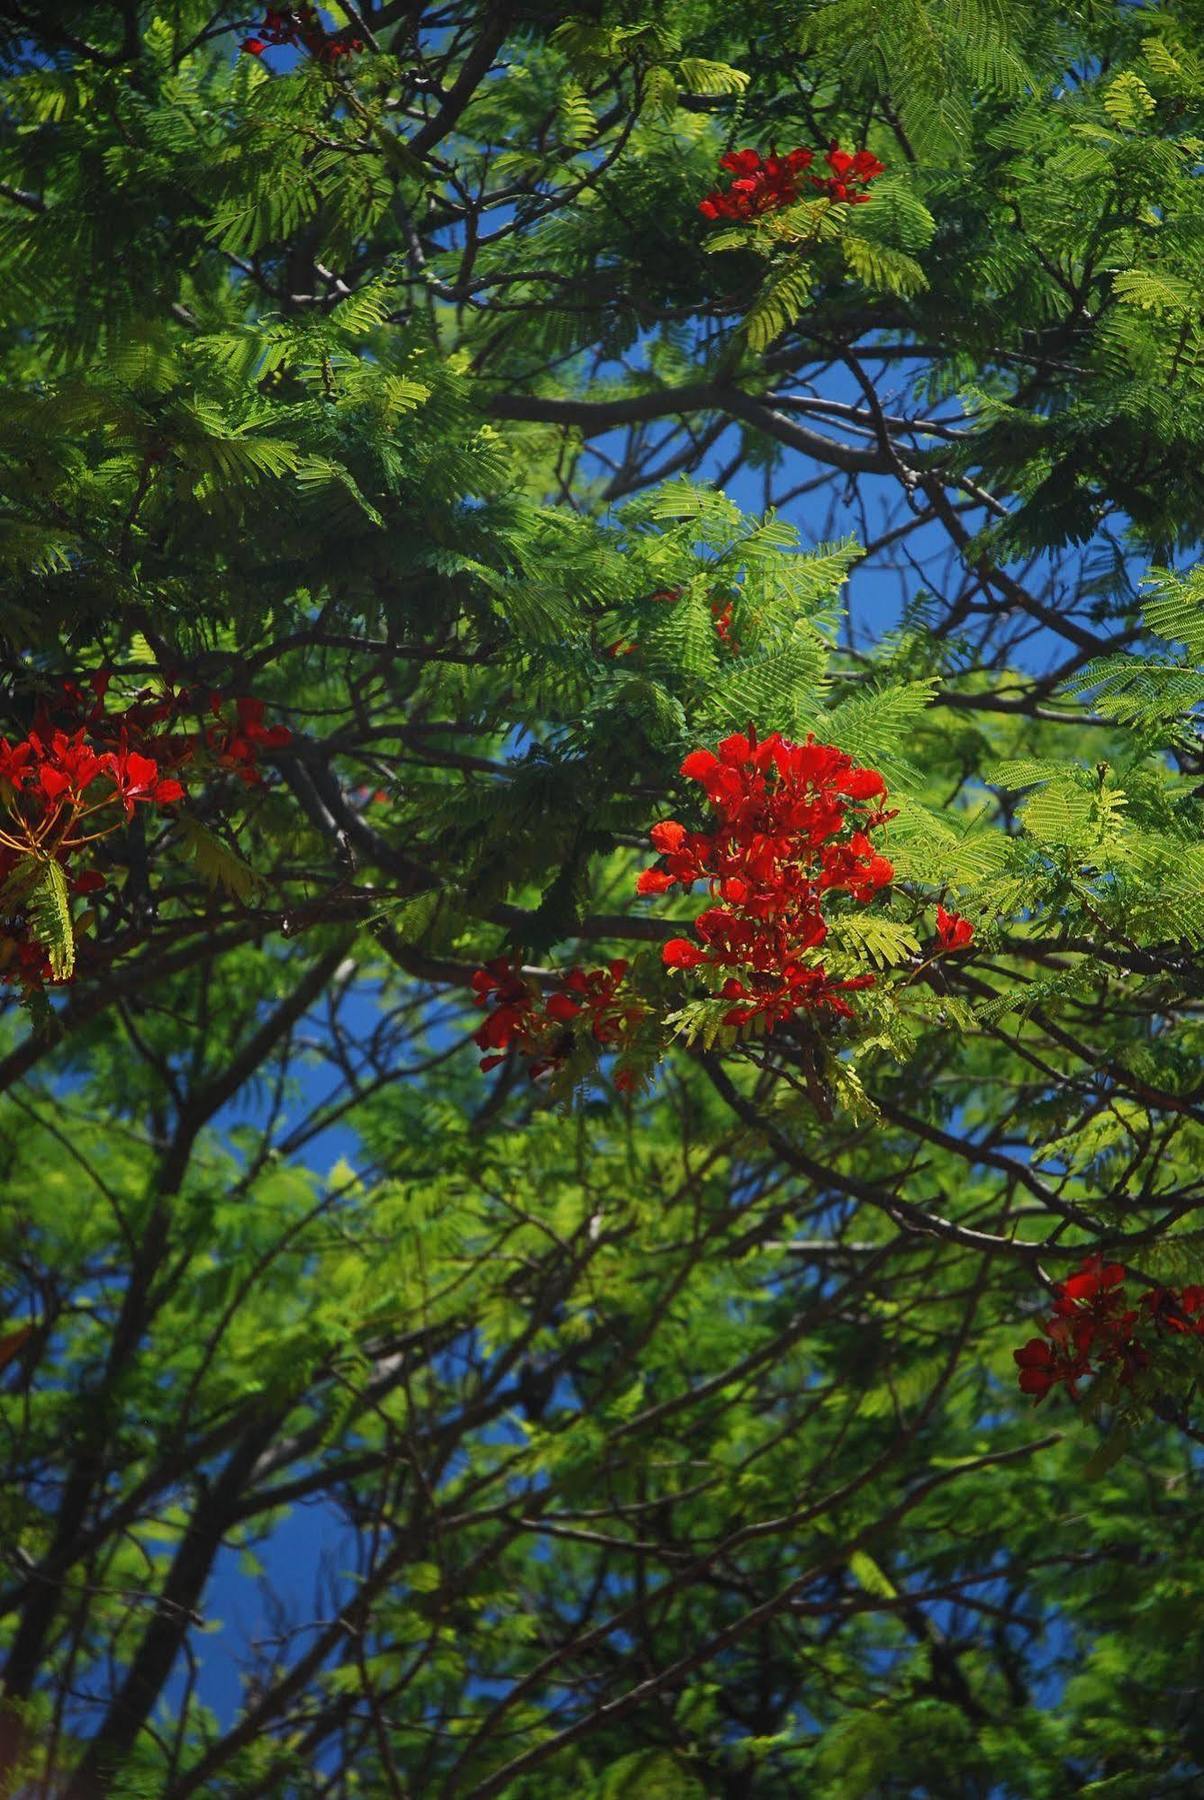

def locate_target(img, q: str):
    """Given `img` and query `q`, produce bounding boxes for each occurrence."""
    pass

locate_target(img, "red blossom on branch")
[207,697,292,785]
[1013,1334,1090,1404]
[34,731,100,804]
[934,905,974,951]
[662,937,707,969]
[471,957,646,1083]
[699,143,884,223]
[98,749,185,818]
[0,716,188,994]
[1141,1283,1204,1335]
[471,958,543,1070]
[812,144,886,205]
[699,148,814,221]
[0,674,289,993]
[241,6,363,64]
[640,730,895,1032]
[1013,1254,1204,1405]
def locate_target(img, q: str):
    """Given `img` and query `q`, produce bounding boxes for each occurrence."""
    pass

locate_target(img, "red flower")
[650,820,688,854]
[471,957,541,1064]
[0,935,57,990]
[1142,1284,1204,1336]
[236,697,292,749]
[812,144,886,205]
[699,143,882,220]
[934,905,974,951]
[562,960,641,1046]
[0,739,34,790]
[240,6,364,62]
[1053,1255,1126,1315]
[545,992,583,1024]
[1050,1257,1139,1363]
[642,732,895,1036]
[680,748,720,782]
[0,673,285,990]
[34,731,100,806]
[841,768,886,800]
[315,34,363,62]
[1014,1336,1087,1404]
[98,750,183,818]
[818,834,892,900]
[207,697,290,783]
[470,957,643,1078]
[711,599,738,651]
[37,765,70,802]
[637,868,677,895]
[1011,1254,1197,1406]
[717,731,754,764]
[663,938,707,969]
[699,147,814,221]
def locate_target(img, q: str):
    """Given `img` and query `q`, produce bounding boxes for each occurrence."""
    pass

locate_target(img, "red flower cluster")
[699,148,814,221]
[934,905,974,951]
[699,143,885,221]
[0,686,187,989]
[1014,1255,1204,1404]
[471,957,644,1084]
[640,731,894,1031]
[0,675,291,991]
[242,6,363,63]
[813,145,886,205]
[206,695,292,784]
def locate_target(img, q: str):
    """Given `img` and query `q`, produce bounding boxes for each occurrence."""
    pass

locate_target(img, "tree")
[2,1,1204,1793]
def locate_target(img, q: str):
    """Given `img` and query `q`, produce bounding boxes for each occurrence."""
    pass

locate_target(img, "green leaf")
[743,265,815,352]
[294,456,385,527]
[557,80,597,148]
[641,66,679,120]
[676,57,750,95]
[1112,269,1196,318]
[1102,71,1156,128]
[176,816,261,902]
[842,234,927,298]
[703,628,830,730]
[827,915,921,969]
[596,1751,706,1799]
[27,859,73,980]
[0,853,42,915]
[849,1549,898,1598]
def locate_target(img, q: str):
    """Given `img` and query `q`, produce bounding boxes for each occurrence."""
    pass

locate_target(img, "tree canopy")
[3,1,1204,1794]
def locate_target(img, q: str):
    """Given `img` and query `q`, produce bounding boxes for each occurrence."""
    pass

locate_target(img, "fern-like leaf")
[842,234,927,298]
[177,816,260,902]
[27,860,73,980]
[743,267,815,352]
[676,57,750,95]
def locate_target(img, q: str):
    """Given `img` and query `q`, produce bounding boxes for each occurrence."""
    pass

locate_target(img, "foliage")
[2,2,1204,1795]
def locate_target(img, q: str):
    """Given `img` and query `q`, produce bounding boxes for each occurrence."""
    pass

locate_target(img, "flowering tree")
[3,1,1204,1794]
